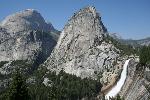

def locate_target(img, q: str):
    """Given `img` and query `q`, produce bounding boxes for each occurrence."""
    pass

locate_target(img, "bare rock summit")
[0,9,55,33]
[43,6,123,87]
[0,9,59,64]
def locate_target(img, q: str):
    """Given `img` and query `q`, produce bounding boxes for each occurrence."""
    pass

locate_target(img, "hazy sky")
[0,0,150,39]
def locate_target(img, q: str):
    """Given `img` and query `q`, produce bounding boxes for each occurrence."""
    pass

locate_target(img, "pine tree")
[116,94,121,100]
[7,70,29,100]
[140,46,150,66]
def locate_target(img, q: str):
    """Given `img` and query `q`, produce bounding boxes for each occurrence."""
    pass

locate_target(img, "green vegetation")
[104,35,139,56]
[115,94,124,100]
[0,70,30,100]
[32,69,102,100]
[10,60,34,75]
[7,70,29,100]
[0,61,8,68]
[106,94,124,100]
[139,46,150,66]
[10,60,32,68]
[0,68,102,100]
[145,84,150,93]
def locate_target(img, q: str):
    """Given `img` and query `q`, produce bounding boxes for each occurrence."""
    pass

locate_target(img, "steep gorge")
[0,6,149,100]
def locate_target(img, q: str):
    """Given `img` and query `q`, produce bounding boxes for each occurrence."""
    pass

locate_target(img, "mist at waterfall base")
[105,59,130,99]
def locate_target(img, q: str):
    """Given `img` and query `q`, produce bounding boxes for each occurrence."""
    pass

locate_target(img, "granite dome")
[1,9,54,33]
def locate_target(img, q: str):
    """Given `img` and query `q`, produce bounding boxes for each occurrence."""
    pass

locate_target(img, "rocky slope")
[121,37,150,46]
[119,59,150,100]
[0,9,59,63]
[0,9,60,91]
[43,6,125,90]
[109,33,150,46]
[0,9,55,33]
[1,6,149,99]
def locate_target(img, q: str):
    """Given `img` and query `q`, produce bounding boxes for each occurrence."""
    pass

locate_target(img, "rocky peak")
[44,6,122,87]
[56,6,107,49]
[73,6,98,18]
[0,9,54,33]
[0,9,59,64]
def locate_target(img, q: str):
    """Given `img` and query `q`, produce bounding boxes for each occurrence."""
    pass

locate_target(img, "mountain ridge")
[0,6,149,100]
[43,7,126,93]
[109,33,150,46]
[0,9,56,33]
[0,9,59,64]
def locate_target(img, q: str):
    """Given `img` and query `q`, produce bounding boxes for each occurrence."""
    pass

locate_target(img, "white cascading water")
[105,59,130,100]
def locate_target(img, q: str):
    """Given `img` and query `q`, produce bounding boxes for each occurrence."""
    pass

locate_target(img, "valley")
[0,4,150,100]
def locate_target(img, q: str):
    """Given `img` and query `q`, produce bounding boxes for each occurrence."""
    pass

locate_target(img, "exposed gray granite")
[0,9,59,63]
[119,59,150,100]
[43,7,124,87]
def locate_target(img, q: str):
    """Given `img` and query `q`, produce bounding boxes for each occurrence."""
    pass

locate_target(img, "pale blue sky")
[0,0,150,39]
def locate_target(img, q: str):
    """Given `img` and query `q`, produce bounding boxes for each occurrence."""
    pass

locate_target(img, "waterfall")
[105,59,130,99]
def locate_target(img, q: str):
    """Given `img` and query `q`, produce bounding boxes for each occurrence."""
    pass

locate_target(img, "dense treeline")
[104,35,139,56]
[139,46,150,66]
[109,94,125,100]
[0,61,8,68]
[0,69,102,100]
[47,70,101,99]
[0,70,29,100]
[31,69,102,100]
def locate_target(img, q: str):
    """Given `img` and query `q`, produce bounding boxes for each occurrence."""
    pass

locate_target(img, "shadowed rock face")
[43,6,123,86]
[0,9,59,63]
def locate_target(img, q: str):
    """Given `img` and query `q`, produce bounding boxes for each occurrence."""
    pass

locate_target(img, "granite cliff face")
[0,9,55,33]
[1,6,149,99]
[0,9,59,91]
[0,9,59,63]
[43,7,124,88]
[119,59,150,100]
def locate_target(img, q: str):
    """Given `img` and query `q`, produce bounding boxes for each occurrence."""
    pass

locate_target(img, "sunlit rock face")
[119,59,150,100]
[0,9,54,33]
[0,9,59,63]
[0,9,60,91]
[43,6,123,86]
[105,59,130,99]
